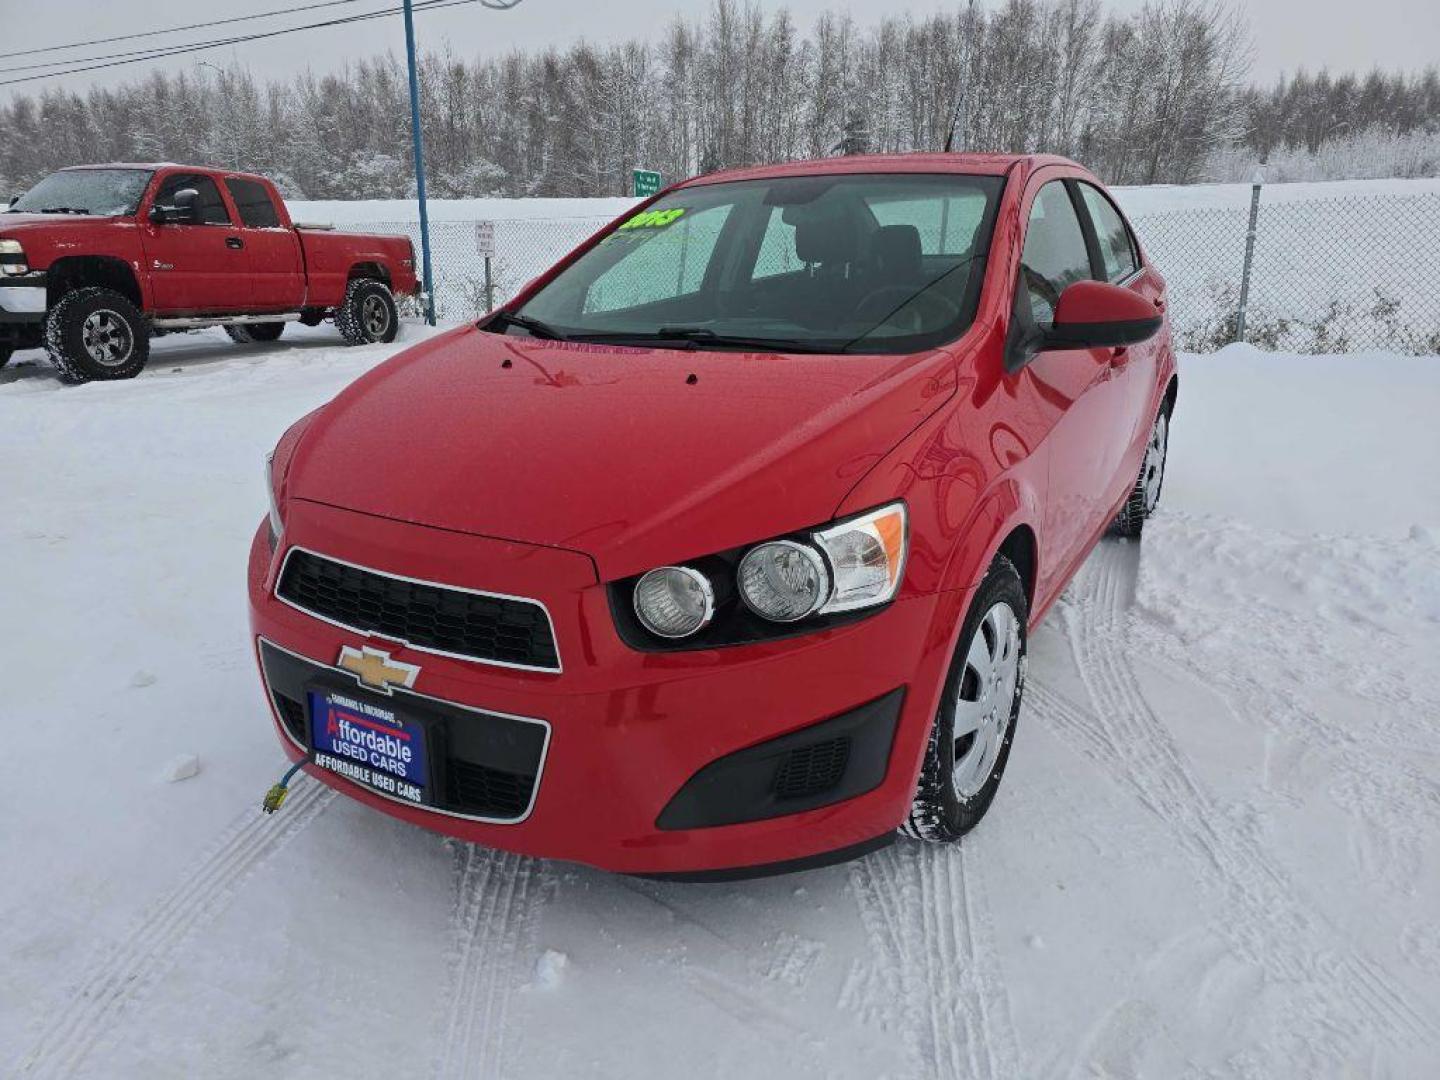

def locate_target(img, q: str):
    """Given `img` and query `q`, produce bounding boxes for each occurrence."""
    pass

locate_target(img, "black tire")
[224,322,286,344]
[335,278,398,345]
[903,555,1028,843]
[0,345,12,370]
[1110,403,1172,539]
[44,287,150,383]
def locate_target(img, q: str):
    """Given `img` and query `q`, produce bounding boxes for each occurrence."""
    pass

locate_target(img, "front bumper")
[0,273,46,322]
[248,499,964,876]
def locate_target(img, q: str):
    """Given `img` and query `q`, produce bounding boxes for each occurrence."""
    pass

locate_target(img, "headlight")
[738,540,830,622]
[633,565,715,638]
[0,239,27,276]
[617,501,909,647]
[813,502,908,613]
[265,450,285,543]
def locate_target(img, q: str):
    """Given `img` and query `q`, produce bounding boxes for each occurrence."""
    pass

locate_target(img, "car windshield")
[7,168,154,217]
[507,172,1005,354]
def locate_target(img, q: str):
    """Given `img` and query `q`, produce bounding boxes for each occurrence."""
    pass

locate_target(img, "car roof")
[61,163,265,178]
[679,152,1079,188]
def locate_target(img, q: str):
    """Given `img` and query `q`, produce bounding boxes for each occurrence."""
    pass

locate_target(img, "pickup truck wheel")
[902,555,1027,843]
[224,323,286,344]
[45,287,150,383]
[1110,406,1170,539]
[336,279,398,345]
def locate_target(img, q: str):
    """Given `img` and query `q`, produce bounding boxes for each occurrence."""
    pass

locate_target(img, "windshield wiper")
[647,327,837,353]
[36,206,90,215]
[487,310,568,341]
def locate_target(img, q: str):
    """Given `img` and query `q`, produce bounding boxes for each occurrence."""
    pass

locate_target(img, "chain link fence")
[335,216,614,322]
[1130,191,1440,354]
[341,190,1440,354]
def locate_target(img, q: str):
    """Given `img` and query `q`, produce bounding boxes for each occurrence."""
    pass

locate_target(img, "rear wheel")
[44,287,150,383]
[336,279,398,345]
[225,322,286,344]
[1111,406,1170,538]
[903,555,1028,843]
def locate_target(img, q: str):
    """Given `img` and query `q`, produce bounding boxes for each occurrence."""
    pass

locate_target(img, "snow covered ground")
[3,331,1439,1079]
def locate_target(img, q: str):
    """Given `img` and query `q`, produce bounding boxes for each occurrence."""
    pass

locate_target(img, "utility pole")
[402,0,523,326]
[401,0,436,326]
[944,0,977,152]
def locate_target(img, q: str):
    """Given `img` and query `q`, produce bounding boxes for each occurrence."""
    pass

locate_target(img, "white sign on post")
[475,220,496,257]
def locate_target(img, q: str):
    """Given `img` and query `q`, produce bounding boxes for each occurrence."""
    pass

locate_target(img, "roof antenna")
[943,0,978,153]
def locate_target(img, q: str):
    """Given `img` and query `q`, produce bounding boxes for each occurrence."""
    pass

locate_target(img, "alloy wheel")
[361,294,391,340]
[81,310,134,368]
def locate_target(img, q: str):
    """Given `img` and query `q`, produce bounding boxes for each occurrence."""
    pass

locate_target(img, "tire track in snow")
[848,840,1021,1080]
[14,778,335,1079]
[434,845,546,1080]
[1057,539,1436,1053]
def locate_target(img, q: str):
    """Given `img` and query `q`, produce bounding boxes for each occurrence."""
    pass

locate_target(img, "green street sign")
[633,169,662,198]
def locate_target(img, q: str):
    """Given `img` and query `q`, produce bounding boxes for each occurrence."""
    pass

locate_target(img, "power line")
[0,0,521,89]
[0,0,372,62]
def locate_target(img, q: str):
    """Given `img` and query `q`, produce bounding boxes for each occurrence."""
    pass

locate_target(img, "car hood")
[0,212,114,230]
[289,325,957,580]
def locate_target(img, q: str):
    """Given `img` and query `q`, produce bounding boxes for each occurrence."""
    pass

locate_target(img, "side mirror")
[1005,279,1162,372]
[150,188,199,225]
[1046,280,1162,349]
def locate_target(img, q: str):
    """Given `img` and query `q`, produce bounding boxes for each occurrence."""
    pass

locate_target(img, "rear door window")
[1077,183,1139,282]
[1018,182,1092,327]
[154,173,231,225]
[225,178,281,228]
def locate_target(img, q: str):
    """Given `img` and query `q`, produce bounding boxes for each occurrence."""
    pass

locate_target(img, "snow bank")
[1167,345,1440,536]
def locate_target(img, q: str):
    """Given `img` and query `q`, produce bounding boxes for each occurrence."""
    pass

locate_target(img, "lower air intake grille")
[276,548,560,671]
[447,760,537,820]
[773,736,852,800]
[273,692,306,743]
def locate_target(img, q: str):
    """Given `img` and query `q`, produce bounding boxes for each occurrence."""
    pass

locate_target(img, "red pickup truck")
[0,164,419,382]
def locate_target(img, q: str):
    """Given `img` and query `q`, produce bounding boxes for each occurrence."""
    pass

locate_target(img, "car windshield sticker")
[617,207,686,231]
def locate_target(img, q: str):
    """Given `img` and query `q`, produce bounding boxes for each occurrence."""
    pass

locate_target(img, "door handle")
[226,236,244,250]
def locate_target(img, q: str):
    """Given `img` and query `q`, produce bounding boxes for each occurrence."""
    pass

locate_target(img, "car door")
[139,172,252,313]
[1013,178,1131,600]
[223,177,305,312]
[1075,180,1164,504]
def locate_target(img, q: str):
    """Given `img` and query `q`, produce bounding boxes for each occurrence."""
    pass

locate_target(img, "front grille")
[276,548,560,671]
[773,736,852,800]
[448,760,536,820]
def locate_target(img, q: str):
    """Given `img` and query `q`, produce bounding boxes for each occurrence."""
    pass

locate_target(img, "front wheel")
[335,279,398,345]
[225,322,286,344]
[44,287,150,383]
[1110,406,1170,538]
[903,555,1028,843]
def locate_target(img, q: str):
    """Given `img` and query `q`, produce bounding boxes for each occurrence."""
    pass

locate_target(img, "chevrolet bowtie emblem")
[337,644,420,693]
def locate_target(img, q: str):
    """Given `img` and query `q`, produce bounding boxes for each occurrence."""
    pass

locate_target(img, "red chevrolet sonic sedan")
[249,153,1176,879]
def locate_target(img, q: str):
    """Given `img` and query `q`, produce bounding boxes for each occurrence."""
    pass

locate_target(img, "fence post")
[1235,160,1265,343]
[484,255,495,313]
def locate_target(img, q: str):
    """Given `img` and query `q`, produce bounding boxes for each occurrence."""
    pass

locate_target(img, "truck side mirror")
[151,188,199,225]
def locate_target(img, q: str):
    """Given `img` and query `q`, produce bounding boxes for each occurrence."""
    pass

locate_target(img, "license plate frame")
[307,685,433,807]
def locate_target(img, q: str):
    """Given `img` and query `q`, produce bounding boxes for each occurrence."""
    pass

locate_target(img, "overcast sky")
[3,0,1438,101]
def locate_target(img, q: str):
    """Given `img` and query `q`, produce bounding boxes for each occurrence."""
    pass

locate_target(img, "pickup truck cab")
[0,163,419,381]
